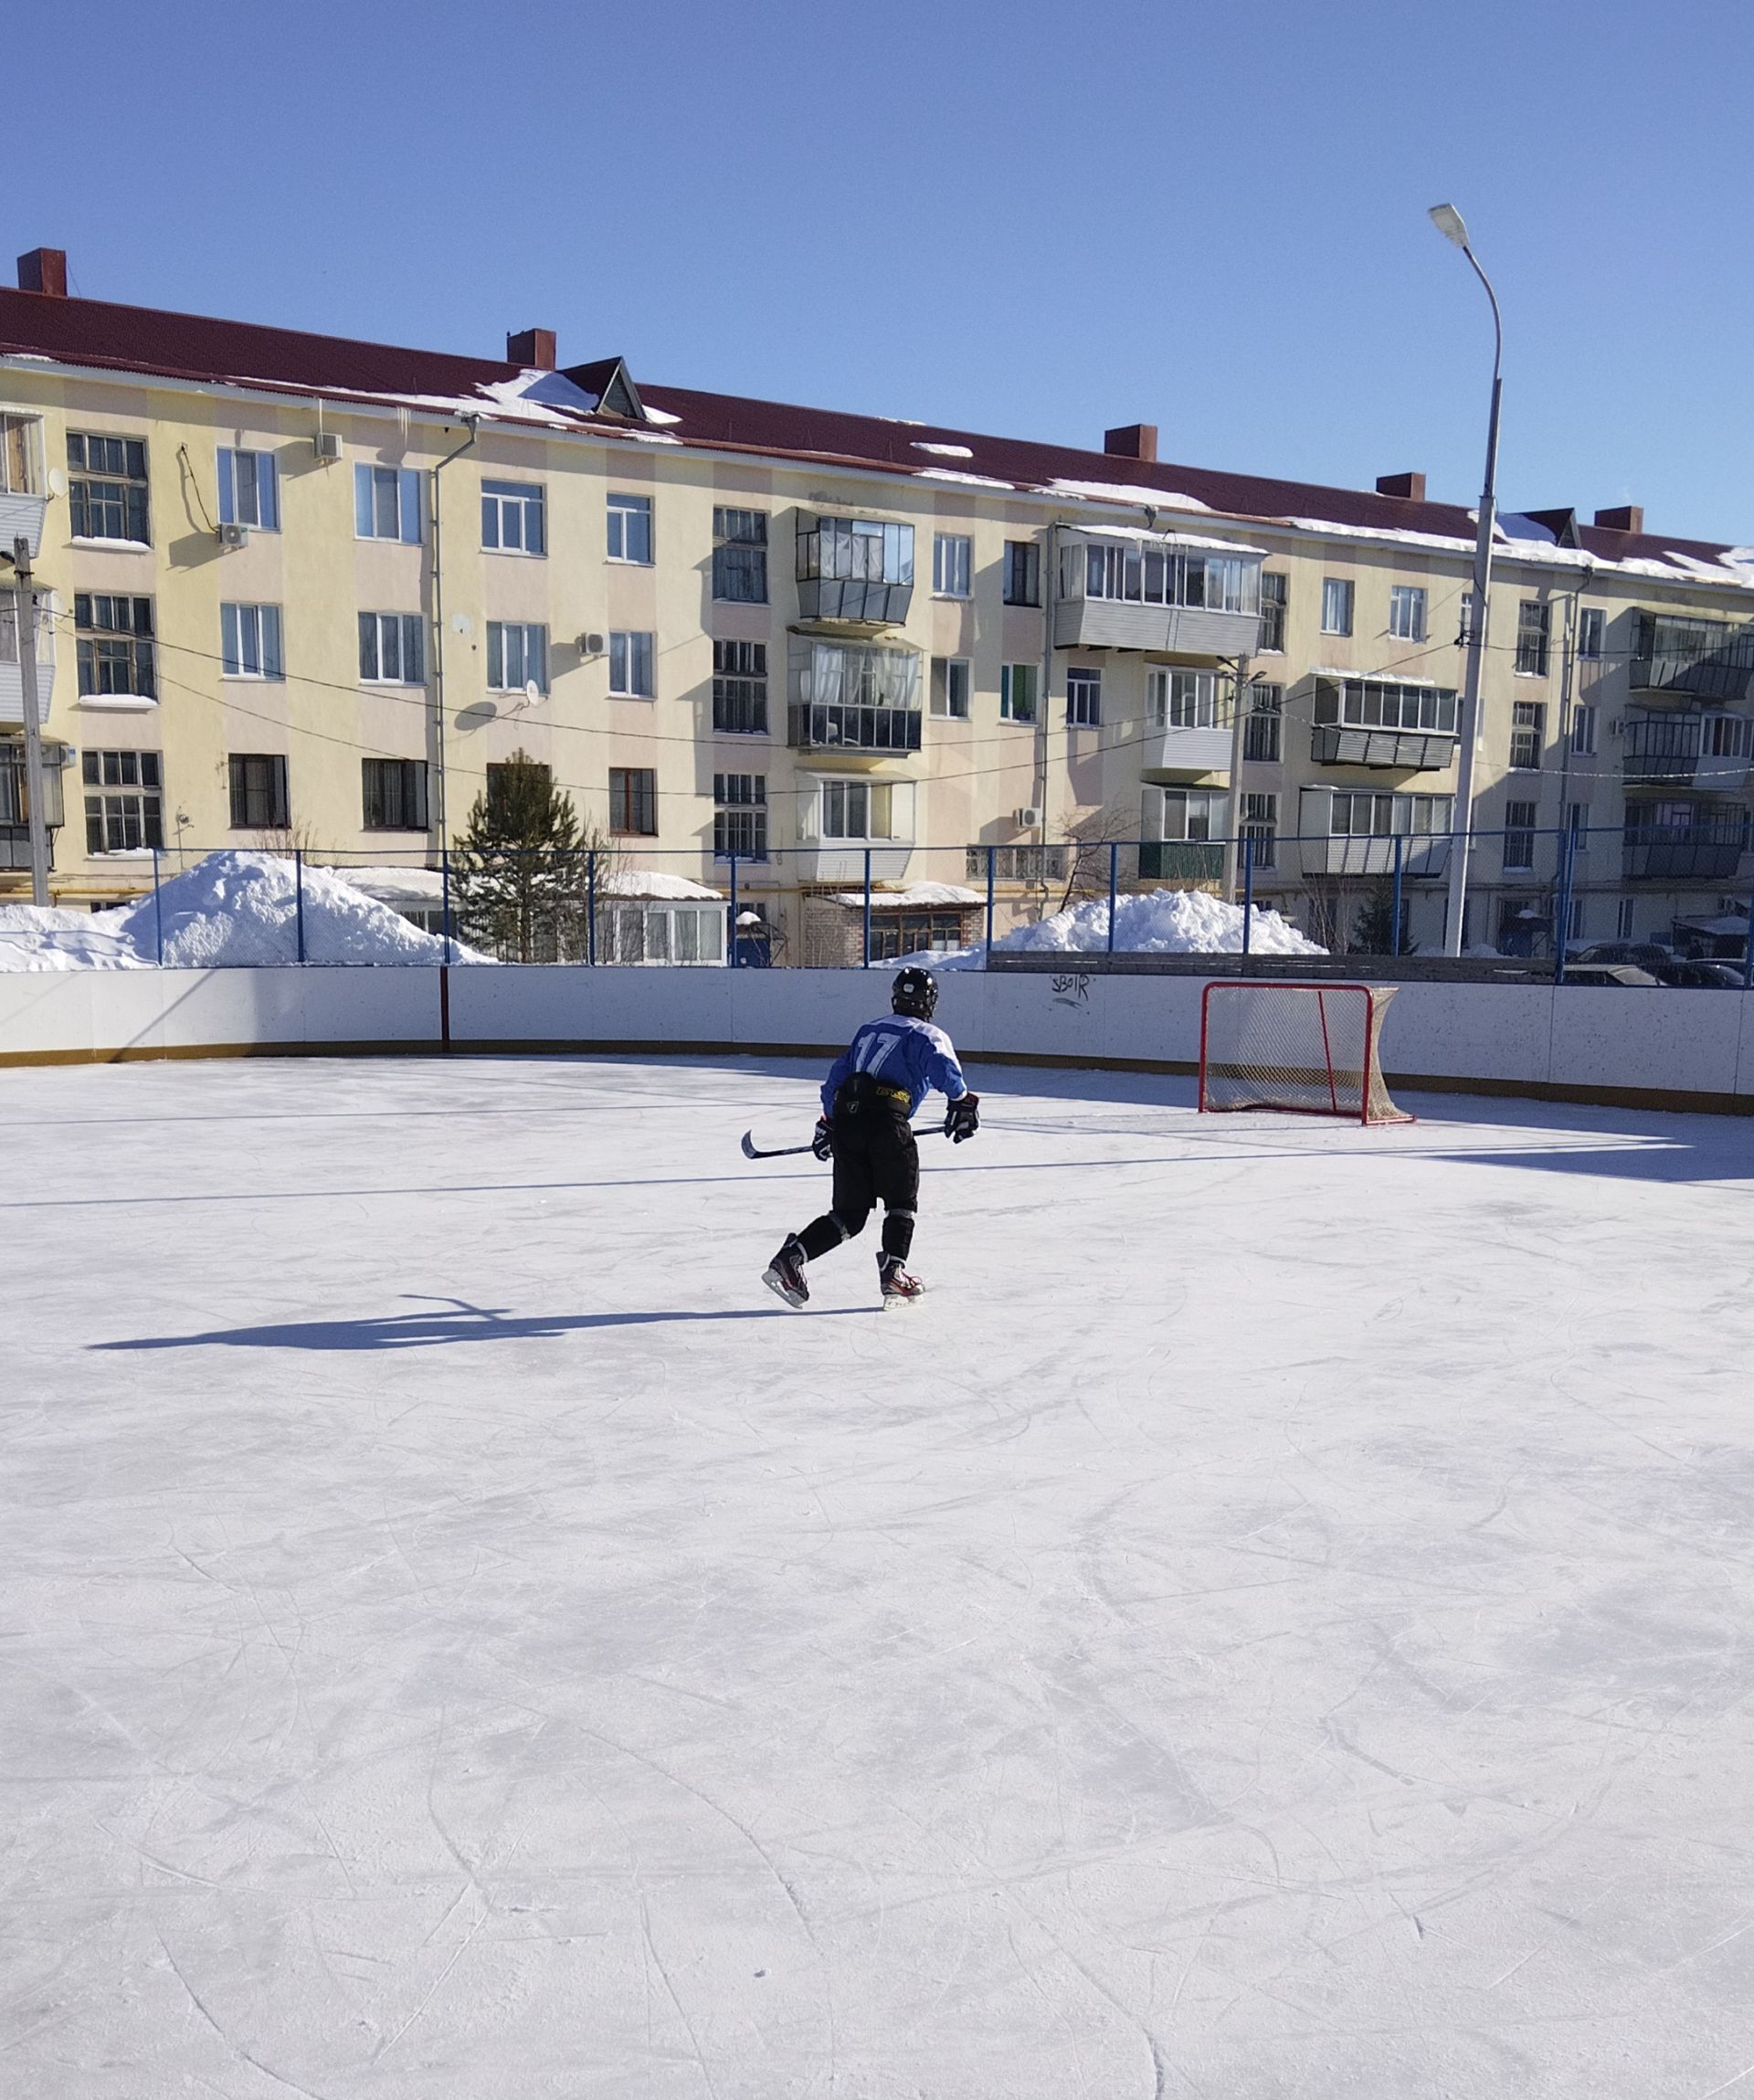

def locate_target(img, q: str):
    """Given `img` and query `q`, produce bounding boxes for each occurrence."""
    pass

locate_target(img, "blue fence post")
[586,849,597,966]
[1242,833,1254,963]
[1747,870,1754,989]
[985,844,996,960]
[1106,839,1119,955]
[1553,826,1574,987]
[1391,832,1404,958]
[294,849,306,965]
[152,846,164,966]
[440,846,453,965]
[861,848,872,967]
[728,852,738,969]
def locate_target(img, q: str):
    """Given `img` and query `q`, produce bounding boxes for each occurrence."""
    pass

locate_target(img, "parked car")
[1561,964,1662,987]
[1576,942,1675,970]
[1651,958,1746,988]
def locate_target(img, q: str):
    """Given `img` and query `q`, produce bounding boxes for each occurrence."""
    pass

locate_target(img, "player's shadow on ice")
[93,1293,865,1353]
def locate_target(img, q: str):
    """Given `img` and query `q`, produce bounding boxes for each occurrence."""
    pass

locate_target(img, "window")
[1149,668,1227,729]
[1326,791,1454,838]
[1516,599,1551,676]
[1066,668,1101,726]
[362,758,429,830]
[867,910,974,961]
[1152,786,1228,841]
[487,622,548,692]
[1311,677,1459,733]
[607,491,652,563]
[1503,798,1537,871]
[358,612,425,684]
[1567,801,1590,857]
[1571,703,1598,755]
[220,603,284,680]
[609,630,655,698]
[602,901,724,966]
[713,639,767,733]
[1243,681,1283,763]
[1,413,38,495]
[1578,607,1605,660]
[217,448,279,531]
[1257,572,1287,652]
[1617,899,1636,941]
[1241,791,1277,871]
[713,773,766,859]
[227,753,289,829]
[964,844,1072,881]
[822,778,898,840]
[1003,540,1040,606]
[481,480,544,554]
[1459,590,1476,646]
[712,508,768,602]
[82,749,162,853]
[1389,585,1427,642]
[1510,699,1546,769]
[74,595,155,701]
[1000,662,1037,723]
[609,766,657,835]
[1321,576,1354,636]
[1070,542,1258,613]
[68,432,149,543]
[933,533,972,597]
[1568,896,1586,941]
[354,464,422,543]
[930,656,970,719]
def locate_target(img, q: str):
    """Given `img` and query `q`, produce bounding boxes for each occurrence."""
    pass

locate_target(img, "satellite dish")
[524,680,540,705]
[47,468,68,498]
[449,613,472,637]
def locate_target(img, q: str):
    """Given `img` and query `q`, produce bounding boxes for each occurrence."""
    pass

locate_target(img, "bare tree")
[1053,800,1138,914]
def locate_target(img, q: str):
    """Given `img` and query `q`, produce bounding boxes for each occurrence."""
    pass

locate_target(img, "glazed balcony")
[1622,712,1751,793]
[795,515,914,627]
[1053,529,1263,658]
[1310,674,1458,773]
[1622,816,1747,882]
[787,702,922,756]
[1630,613,1754,706]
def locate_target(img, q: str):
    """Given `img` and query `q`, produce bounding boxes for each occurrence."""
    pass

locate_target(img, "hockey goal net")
[1199,981,1411,1124]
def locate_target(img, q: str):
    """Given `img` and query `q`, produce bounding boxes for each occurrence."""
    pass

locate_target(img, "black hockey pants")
[798,1085,918,1264]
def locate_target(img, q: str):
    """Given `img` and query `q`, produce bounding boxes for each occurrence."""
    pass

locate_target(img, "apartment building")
[4,242,1754,959]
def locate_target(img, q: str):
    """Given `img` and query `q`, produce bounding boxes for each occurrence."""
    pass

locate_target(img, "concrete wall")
[5,964,1754,1113]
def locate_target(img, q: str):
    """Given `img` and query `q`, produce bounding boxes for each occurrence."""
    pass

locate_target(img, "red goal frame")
[1197,980,1411,1125]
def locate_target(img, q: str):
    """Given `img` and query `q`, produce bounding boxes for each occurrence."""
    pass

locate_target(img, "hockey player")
[764,966,978,1309]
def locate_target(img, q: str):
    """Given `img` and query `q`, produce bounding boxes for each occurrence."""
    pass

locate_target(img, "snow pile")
[0,852,490,970]
[598,869,722,901]
[907,886,1325,968]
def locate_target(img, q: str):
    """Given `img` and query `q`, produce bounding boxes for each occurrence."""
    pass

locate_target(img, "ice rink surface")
[5,1050,1754,2099]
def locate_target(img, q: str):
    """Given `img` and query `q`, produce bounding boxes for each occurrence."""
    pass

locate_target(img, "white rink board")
[5,1052,1754,2098]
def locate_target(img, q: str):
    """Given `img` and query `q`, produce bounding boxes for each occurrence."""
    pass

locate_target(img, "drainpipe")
[1036,523,1057,852]
[1552,564,1594,956]
[429,417,480,855]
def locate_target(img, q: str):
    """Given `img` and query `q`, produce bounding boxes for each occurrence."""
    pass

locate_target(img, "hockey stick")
[740,1124,947,1160]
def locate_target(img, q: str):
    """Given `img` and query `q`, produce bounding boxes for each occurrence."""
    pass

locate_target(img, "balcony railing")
[1622,821,1747,881]
[791,844,914,885]
[1310,725,1457,772]
[1630,615,1754,705]
[1137,840,1225,882]
[788,702,922,755]
[1622,713,1752,793]
[1297,834,1453,878]
[1141,721,1232,775]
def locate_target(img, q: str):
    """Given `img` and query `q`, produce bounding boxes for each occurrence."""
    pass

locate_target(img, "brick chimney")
[506,327,556,370]
[17,248,68,298]
[1104,424,1157,463]
[1376,470,1426,501]
[1593,503,1644,535]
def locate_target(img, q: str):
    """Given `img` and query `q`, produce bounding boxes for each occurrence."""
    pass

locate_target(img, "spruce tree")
[450,752,593,962]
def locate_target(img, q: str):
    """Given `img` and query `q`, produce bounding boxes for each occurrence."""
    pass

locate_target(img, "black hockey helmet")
[892,966,939,1021]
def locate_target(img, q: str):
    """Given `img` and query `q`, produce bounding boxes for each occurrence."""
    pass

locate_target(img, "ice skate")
[763,1236,809,1308]
[879,1255,925,1308]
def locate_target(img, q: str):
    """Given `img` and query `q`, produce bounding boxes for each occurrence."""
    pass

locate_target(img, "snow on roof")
[911,440,973,459]
[1045,478,1212,512]
[597,870,723,902]
[912,467,1018,490]
[1310,665,1447,688]
[827,882,985,909]
[1063,521,1269,556]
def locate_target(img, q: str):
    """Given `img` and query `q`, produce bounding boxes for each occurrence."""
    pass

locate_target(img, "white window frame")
[606,491,652,564]
[217,447,280,532]
[1510,698,1545,770]
[608,630,655,698]
[1148,668,1226,729]
[487,621,548,693]
[358,611,425,685]
[1567,800,1590,858]
[929,656,970,719]
[1502,798,1538,871]
[1578,607,1605,660]
[1388,584,1426,642]
[0,411,42,496]
[1570,702,1598,755]
[481,480,545,555]
[1616,899,1636,940]
[354,464,422,543]
[1066,667,1102,727]
[1321,576,1355,636]
[814,778,912,844]
[220,603,284,681]
[1000,662,1037,723]
[933,533,973,598]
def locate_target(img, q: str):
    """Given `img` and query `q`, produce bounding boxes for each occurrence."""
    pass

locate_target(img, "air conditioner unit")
[312,431,343,463]
[217,522,248,549]
[576,631,607,656]
[1014,806,1042,829]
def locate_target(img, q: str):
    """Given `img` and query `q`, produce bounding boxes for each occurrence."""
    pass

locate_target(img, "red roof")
[0,284,1738,573]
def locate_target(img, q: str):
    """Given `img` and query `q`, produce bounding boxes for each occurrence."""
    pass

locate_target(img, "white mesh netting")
[1199,982,1411,1124]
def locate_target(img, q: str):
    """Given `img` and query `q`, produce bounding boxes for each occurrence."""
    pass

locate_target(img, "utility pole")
[10,535,49,906]
[1222,650,1252,899]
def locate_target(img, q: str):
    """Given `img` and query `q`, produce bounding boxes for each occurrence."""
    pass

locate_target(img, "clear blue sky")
[18,1,1754,543]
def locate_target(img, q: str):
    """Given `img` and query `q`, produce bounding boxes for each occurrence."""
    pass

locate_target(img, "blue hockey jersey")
[821,1014,969,1120]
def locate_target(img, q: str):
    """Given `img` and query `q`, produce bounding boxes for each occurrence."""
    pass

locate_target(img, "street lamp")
[1429,202,1503,956]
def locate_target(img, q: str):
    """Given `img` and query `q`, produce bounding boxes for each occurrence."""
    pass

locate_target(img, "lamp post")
[1430,203,1503,957]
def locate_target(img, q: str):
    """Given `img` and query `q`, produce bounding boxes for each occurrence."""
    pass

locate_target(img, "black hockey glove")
[811,1117,834,1161]
[944,1092,980,1144]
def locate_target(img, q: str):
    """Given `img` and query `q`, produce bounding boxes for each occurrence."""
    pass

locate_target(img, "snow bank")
[0,852,490,969]
[904,886,1325,969]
